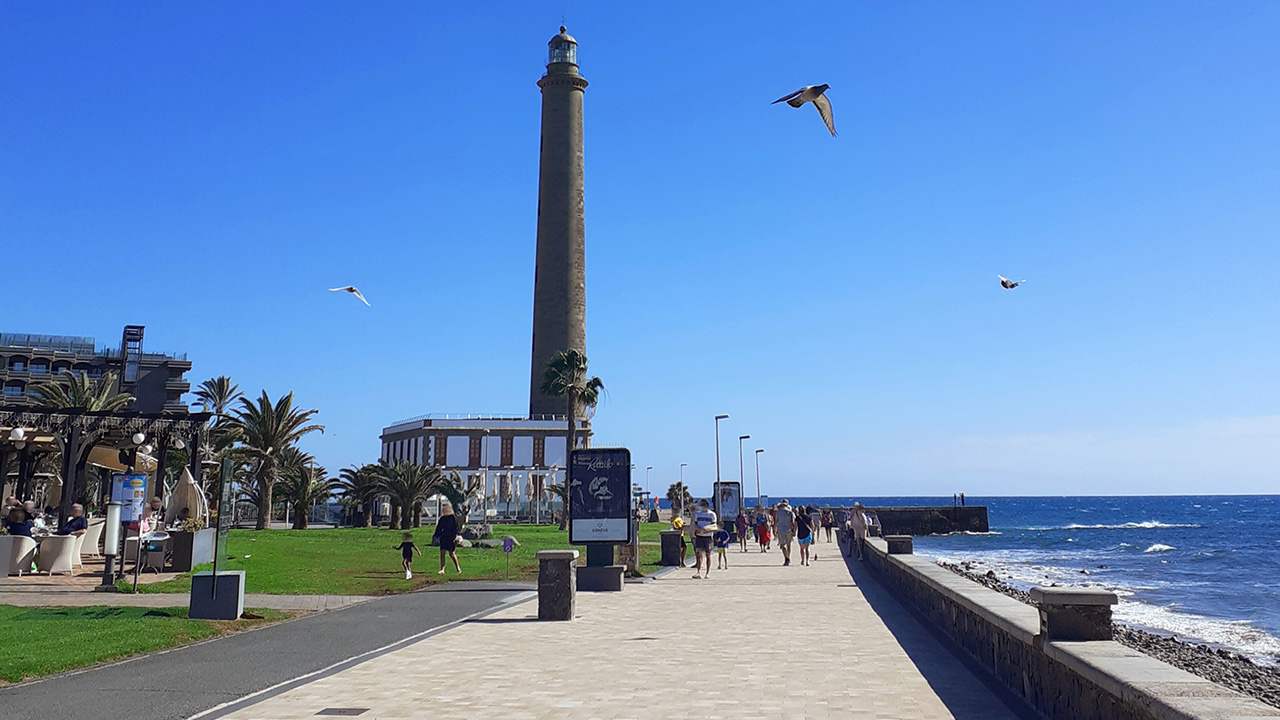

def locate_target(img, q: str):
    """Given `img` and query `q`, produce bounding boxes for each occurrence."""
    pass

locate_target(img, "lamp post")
[754,448,764,508]
[645,466,653,495]
[678,462,688,516]
[737,434,750,489]
[713,414,729,496]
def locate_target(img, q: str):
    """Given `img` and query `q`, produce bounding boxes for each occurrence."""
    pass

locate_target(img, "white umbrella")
[166,467,209,526]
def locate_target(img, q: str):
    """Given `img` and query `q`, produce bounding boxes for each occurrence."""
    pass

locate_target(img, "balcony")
[165,378,191,392]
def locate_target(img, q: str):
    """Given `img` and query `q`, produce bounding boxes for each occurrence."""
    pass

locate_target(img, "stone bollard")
[1030,586,1118,641]
[537,550,579,621]
[885,535,914,554]
[659,530,684,566]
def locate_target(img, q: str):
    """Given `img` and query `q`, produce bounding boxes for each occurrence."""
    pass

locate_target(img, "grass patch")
[0,605,289,684]
[132,524,674,596]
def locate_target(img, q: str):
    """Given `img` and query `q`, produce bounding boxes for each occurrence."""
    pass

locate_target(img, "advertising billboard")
[110,474,147,523]
[568,447,632,544]
[713,481,742,523]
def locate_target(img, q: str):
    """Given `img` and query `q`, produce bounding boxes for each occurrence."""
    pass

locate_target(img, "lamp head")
[9,427,25,442]
[739,434,750,440]
[132,432,146,445]
[715,414,729,420]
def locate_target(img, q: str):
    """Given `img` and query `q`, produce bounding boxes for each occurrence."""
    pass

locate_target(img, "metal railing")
[387,412,570,426]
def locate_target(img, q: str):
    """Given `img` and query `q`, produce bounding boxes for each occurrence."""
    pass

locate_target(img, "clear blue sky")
[4,3,1278,497]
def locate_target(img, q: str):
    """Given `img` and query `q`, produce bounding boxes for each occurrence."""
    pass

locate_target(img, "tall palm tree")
[540,349,604,455]
[376,460,442,529]
[337,464,382,527]
[429,470,478,523]
[667,481,693,517]
[277,460,335,530]
[229,391,324,530]
[31,370,135,519]
[31,370,133,411]
[194,376,243,418]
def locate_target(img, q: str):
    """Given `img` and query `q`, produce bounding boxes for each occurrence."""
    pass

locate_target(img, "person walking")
[432,503,463,575]
[796,507,815,566]
[735,512,749,553]
[821,507,835,543]
[395,531,421,579]
[850,502,869,560]
[774,500,796,566]
[754,507,770,552]
[691,498,717,579]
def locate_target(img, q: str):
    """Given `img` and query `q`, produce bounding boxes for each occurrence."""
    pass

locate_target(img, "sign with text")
[215,458,234,574]
[110,475,147,523]
[568,447,632,545]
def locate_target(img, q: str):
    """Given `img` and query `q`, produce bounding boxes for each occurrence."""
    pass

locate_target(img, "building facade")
[379,415,590,519]
[0,326,192,413]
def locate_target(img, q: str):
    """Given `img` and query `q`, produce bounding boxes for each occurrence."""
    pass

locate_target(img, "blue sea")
[778,495,1280,665]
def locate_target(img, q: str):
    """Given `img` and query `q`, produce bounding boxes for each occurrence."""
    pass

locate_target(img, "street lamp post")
[678,462,688,516]
[713,414,729,497]
[645,466,653,495]
[737,434,750,490]
[754,448,765,508]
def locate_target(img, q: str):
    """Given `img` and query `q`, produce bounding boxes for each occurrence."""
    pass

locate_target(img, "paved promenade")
[209,543,1030,719]
[0,577,369,611]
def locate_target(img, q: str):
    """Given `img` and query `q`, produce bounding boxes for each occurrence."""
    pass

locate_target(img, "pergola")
[0,406,213,524]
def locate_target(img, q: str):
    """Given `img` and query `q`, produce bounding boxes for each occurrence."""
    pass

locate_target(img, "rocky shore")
[937,560,1280,710]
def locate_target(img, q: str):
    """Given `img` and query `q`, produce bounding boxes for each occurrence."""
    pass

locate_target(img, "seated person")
[23,501,46,529]
[176,507,192,523]
[57,503,89,536]
[3,508,34,537]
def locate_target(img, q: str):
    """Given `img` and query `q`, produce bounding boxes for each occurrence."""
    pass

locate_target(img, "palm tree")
[429,470,478,522]
[667,481,693,518]
[546,479,571,530]
[31,370,135,519]
[376,460,442,529]
[229,391,324,530]
[277,459,335,530]
[195,376,242,418]
[540,349,604,454]
[337,464,382,527]
[31,370,133,411]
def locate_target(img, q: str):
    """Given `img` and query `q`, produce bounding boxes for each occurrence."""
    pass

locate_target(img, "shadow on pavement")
[838,542,1039,720]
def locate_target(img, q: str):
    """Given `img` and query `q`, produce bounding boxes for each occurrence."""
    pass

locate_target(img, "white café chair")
[1,535,39,576]
[72,533,86,568]
[35,535,77,575]
[82,520,105,558]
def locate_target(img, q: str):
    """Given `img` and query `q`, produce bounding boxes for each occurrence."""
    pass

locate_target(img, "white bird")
[998,276,1027,290]
[329,286,371,306]
[772,84,836,137]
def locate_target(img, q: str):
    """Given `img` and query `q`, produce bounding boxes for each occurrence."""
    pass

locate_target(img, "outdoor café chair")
[35,534,76,575]
[1,535,38,576]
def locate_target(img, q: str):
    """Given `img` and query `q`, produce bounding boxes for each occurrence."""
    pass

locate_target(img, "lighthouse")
[528,27,589,418]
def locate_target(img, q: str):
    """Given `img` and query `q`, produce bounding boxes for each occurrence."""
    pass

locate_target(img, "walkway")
[206,542,1031,719]
[0,579,369,611]
[0,583,532,720]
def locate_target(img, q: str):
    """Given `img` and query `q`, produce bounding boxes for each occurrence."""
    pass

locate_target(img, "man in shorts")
[691,498,717,579]
[774,500,796,566]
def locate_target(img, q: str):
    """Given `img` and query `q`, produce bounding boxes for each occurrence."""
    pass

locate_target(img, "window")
[8,360,25,371]
[4,384,24,397]
[30,363,48,374]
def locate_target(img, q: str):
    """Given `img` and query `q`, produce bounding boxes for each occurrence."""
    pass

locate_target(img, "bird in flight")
[329,286,371,306]
[772,84,836,137]
[998,276,1027,290]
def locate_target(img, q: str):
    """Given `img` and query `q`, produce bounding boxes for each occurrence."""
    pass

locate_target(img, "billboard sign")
[111,474,147,523]
[713,481,742,523]
[568,447,632,545]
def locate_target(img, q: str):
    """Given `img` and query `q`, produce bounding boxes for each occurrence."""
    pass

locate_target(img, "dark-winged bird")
[998,276,1027,290]
[772,84,836,137]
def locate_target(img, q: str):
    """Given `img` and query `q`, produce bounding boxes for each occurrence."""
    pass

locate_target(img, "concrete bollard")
[885,535,914,554]
[1030,586,1118,641]
[659,530,684,566]
[537,550,579,621]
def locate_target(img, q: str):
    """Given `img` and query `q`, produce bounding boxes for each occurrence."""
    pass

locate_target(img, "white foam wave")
[1114,602,1280,665]
[1144,544,1176,553]
[1020,521,1200,531]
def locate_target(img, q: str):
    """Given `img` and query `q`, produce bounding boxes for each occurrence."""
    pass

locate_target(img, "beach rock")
[455,537,473,548]
[477,539,504,549]
[503,535,520,547]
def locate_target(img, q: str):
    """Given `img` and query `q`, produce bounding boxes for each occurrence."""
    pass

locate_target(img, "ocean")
[776,495,1280,665]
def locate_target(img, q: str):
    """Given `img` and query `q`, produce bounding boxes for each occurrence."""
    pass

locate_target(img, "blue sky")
[3,3,1278,497]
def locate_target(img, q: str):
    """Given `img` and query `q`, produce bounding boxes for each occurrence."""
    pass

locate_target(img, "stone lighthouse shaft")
[529,27,589,418]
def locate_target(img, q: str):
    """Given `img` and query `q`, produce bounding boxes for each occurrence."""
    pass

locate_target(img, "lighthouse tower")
[528,27,589,418]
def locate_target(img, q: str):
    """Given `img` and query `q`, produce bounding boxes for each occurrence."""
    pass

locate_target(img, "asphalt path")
[1,582,533,720]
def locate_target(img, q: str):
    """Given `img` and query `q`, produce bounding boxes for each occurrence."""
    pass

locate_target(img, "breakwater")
[856,535,1280,720]
[868,505,988,535]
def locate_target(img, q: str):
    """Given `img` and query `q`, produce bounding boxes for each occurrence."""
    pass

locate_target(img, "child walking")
[714,527,731,569]
[395,532,421,579]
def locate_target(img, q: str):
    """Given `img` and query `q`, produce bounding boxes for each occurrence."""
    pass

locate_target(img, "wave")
[1144,543,1177,553]
[1020,521,1200,531]
[1114,602,1280,665]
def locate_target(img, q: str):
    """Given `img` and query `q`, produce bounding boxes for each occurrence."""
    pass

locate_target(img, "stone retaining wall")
[859,536,1280,720]
[867,506,989,535]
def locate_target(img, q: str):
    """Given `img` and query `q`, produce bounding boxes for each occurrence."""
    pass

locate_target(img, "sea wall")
[858,536,1280,720]
[867,506,988,535]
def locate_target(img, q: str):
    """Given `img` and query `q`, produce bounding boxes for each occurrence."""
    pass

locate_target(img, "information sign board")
[110,475,147,523]
[214,458,234,572]
[568,447,632,545]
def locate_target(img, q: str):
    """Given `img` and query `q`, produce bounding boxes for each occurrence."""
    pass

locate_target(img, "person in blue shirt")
[57,504,89,536]
[4,507,34,537]
[713,527,731,570]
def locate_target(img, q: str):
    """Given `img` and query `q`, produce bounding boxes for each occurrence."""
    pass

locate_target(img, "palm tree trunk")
[361,506,373,527]
[389,503,401,530]
[566,390,577,456]
[255,467,273,531]
[292,501,307,530]
[413,501,423,528]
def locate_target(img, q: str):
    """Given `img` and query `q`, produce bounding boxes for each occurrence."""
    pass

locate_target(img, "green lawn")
[0,606,289,684]
[131,524,672,596]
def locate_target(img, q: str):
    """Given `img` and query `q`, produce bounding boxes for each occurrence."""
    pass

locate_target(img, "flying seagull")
[772,84,836,137]
[998,276,1027,290]
[329,286,370,306]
